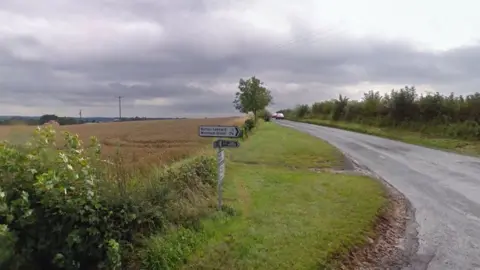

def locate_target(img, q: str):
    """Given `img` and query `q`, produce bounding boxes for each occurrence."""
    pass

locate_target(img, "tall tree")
[233,76,273,122]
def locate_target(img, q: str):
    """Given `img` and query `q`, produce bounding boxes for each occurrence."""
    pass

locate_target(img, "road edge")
[274,120,421,269]
[341,152,420,269]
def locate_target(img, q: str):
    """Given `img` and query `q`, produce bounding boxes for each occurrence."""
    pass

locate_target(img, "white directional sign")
[213,139,240,149]
[199,125,242,138]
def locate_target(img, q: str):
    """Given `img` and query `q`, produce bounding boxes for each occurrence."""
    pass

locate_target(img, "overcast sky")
[1,0,480,117]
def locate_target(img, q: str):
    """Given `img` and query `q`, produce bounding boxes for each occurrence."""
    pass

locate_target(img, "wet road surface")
[276,120,480,270]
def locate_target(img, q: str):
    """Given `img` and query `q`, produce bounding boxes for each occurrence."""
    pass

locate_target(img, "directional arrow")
[199,125,242,138]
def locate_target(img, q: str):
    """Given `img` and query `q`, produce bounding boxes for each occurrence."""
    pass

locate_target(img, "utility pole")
[118,96,123,121]
[79,109,82,122]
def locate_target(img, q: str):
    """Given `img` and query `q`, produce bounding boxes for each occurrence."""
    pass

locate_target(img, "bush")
[263,111,272,122]
[0,126,153,269]
[295,104,310,118]
[145,156,217,228]
[0,126,217,269]
[241,118,256,140]
[0,225,15,268]
[244,118,255,131]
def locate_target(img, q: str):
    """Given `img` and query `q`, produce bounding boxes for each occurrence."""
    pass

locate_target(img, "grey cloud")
[1,0,480,117]
[56,82,214,106]
[154,92,238,115]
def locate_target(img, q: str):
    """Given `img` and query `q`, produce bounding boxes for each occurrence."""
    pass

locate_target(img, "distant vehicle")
[272,113,278,119]
[276,113,285,120]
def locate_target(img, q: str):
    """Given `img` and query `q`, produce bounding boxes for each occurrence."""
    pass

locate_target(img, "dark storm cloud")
[1,0,480,116]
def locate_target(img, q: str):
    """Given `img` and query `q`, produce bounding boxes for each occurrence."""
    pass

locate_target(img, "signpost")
[213,139,240,149]
[217,149,225,209]
[199,125,242,210]
[199,125,242,138]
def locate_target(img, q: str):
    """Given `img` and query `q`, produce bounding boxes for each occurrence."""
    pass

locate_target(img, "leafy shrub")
[146,156,217,228]
[295,104,310,118]
[257,109,269,120]
[0,126,150,269]
[240,118,256,140]
[0,126,217,269]
[0,225,15,268]
[331,95,349,121]
[263,111,272,122]
[241,124,249,138]
[244,118,255,131]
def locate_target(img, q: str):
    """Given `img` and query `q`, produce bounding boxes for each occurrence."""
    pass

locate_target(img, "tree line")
[0,115,81,126]
[280,86,480,140]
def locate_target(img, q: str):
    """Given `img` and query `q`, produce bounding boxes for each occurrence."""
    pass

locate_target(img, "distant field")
[0,117,245,167]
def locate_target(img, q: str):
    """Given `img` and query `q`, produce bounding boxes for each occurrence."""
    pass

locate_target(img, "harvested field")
[0,117,245,168]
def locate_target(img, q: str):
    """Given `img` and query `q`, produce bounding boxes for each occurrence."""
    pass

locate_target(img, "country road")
[276,120,480,270]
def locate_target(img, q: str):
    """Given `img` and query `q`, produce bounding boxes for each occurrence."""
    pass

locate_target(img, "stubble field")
[0,117,245,169]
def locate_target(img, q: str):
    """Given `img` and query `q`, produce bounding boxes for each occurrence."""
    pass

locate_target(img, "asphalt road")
[276,120,480,270]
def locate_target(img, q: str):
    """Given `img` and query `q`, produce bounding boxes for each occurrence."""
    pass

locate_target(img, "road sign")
[213,139,240,149]
[199,125,242,138]
[209,129,241,211]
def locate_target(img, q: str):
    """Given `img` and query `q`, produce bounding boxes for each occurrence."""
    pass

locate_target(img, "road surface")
[276,120,480,270]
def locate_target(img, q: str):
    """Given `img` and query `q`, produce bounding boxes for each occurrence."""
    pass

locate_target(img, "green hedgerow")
[0,125,219,269]
[0,126,147,269]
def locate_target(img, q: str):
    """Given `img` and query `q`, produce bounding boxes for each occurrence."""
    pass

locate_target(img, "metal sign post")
[217,146,225,210]
[199,125,242,211]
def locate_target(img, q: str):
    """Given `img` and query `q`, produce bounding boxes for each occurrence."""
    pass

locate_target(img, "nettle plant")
[0,126,123,269]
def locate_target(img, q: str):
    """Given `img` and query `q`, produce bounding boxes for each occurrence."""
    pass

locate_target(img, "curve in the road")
[276,120,480,270]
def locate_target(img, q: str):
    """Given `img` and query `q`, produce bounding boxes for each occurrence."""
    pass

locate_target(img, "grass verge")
[177,122,386,269]
[296,118,480,156]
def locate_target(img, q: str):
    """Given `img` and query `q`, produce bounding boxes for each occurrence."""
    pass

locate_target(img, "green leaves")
[234,76,273,121]
[295,104,310,118]
[0,125,219,269]
[0,125,124,269]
